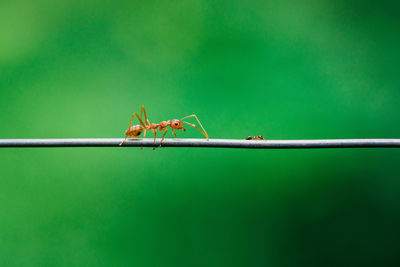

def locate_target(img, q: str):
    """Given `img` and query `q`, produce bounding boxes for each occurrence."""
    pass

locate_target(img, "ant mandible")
[119,105,209,149]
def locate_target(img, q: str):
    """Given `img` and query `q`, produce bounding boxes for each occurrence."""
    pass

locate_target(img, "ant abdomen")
[125,125,143,137]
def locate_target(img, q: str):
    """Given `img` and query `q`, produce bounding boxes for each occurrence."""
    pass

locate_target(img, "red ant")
[119,106,209,149]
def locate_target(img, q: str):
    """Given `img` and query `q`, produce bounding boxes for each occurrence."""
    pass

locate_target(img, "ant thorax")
[149,123,159,130]
[158,121,169,128]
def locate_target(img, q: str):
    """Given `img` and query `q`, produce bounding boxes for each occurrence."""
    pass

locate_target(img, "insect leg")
[152,130,157,150]
[171,128,178,138]
[158,128,168,148]
[119,112,146,146]
[140,129,147,150]
[140,106,150,127]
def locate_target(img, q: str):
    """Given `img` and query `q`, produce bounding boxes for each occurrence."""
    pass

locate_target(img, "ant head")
[171,119,186,131]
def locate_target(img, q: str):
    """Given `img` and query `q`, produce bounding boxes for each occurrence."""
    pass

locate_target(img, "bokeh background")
[1,0,400,266]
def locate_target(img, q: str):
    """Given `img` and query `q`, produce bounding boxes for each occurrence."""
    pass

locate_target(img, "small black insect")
[245,136,264,140]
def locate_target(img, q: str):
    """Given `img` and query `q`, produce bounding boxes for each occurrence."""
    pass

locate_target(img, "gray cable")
[1,138,400,148]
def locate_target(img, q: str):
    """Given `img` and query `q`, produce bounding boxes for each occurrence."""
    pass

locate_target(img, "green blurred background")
[1,0,400,266]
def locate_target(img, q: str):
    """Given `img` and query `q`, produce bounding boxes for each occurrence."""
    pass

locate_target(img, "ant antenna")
[180,114,209,140]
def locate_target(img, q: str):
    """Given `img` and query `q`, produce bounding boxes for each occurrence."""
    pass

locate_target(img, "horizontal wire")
[0,138,400,148]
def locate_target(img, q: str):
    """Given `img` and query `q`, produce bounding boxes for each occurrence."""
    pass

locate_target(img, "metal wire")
[0,138,400,148]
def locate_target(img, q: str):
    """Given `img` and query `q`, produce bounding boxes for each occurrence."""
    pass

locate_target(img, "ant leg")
[119,112,146,146]
[171,129,178,138]
[140,106,150,127]
[180,114,209,140]
[120,136,129,146]
[158,128,168,147]
[152,130,157,150]
[140,129,147,150]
